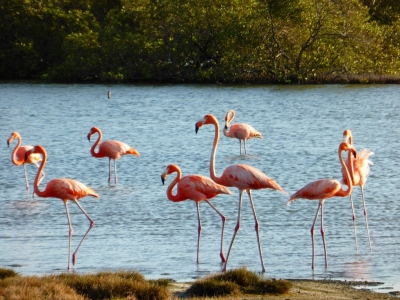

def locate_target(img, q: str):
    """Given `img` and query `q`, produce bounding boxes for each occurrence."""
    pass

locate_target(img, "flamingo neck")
[11,136,23,166]
[33,147,47,198]
[339,147,353,197]
[166,169,183,202]
[90,130,102,157]
[209,117,222,184]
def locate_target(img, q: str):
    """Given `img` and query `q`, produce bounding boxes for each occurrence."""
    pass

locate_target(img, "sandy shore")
[170,280,399,299]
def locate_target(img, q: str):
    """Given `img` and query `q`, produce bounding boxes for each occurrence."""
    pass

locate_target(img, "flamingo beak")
[161,175,166,185]
[87,134,91,142]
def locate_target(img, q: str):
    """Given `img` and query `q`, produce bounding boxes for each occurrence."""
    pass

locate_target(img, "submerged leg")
[320,201,328,268]
[349,193,358,251]
[71,200,95,266]
[239,140,242,155]
[223,190,244,272]
[196,202,202,264]
[311,202,321,270]
[244,140,247,155]
[205,200,226,262]
[248,190,265,272]
[23,164,29,190]
[108,158,112,184]
[361,186,372,250]
[114,159,117,184]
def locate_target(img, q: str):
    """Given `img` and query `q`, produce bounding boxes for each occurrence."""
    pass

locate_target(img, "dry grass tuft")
[0,268,18,280]
[187,267,292,297]
[0,270,171,300]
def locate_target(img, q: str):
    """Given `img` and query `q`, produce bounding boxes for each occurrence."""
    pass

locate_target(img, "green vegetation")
[1,0,400,84]
[187,267,291,297]
[0,270,171,300]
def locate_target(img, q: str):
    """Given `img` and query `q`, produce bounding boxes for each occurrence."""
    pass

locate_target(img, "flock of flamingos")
[7,109,374,272]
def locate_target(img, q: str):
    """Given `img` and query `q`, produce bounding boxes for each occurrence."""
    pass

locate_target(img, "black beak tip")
[195,126,199,134]
[161,176,165,185]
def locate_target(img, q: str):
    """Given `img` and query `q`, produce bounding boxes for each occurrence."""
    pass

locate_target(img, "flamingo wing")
[98,140,136,159]
[178,175,232,201]
[288,178,341,204]
[229,124,262,140]
[44,178,99,200]
[343,148,373,186]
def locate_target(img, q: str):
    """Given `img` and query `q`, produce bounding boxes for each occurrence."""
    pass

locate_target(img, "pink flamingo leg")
[243,140,247,155]
[63,201,73,270]
[71,200,95,266]
[361,186,372,250]
[114,159,117,184]
[196,202,202,264]
[320,201,328,268]
[310,202,321,270]
[23,164,29,190]
[223,190,243,272]
[349,194,358,251]
[205,200,226,262]
[108,159,112,184]
[247,190,265,272]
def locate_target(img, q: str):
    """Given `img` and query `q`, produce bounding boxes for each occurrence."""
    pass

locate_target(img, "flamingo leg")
[247,190,265,272]
[310,202,321,270]
[63,201,73,270]
[244,140,247,155]
[361,186,372,250]
[71,200,95,266]
[349,193,358,251]
[239,140,242,155]
[114,159,117,184]
[205,200,226,262]
[108,158,112,184]
[223,190,243,272]
[23,164,29,190]
[320,201,328,268]
[196,202,202,264]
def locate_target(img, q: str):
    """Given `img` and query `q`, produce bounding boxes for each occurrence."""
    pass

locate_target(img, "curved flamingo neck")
[10,135,23,166]
[209,116,223,185]
[33,146,48,198]
[338,146,353,197]
[90,129,103,158]
[165,168,183,202]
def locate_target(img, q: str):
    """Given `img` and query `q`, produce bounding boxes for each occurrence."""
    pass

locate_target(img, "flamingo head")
[339,141,356,158]
[7,132,19,147]
[161,164,180,185]
[87,127,100,142]
[224,110,235,127]
[195,114,217,133]
[342,129,353,145]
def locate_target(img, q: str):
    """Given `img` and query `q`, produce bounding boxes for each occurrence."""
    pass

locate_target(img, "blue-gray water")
[0,83,399,293]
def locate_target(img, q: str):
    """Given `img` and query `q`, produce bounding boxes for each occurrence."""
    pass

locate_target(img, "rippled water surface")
[1,83,399,292]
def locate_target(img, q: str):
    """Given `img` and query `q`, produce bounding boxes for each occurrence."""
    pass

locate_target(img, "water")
[0,83,399,293]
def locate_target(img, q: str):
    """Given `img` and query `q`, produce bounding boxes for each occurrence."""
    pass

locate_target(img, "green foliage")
[0,0,400,83]
[187,267,292,297]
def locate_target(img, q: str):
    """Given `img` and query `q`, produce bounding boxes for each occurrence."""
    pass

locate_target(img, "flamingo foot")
[220,252,226,263]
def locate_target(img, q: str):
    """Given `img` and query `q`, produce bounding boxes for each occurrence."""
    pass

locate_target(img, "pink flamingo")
[223,110,263,155]
[87,127,140,185]
[7,132,45,192]
[342,129,373,250]
[161,164,232,263]
[195,114,285,272]
[25,145,99,269]
[288,142,356,270]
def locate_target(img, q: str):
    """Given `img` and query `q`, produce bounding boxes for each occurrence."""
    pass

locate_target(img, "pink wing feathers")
[42,178,99,200]
[288,179,341,205]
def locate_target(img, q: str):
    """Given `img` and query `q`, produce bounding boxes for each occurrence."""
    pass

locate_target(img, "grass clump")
[0,270,171,300]
[0,268,18,280]
[187,267,292,297]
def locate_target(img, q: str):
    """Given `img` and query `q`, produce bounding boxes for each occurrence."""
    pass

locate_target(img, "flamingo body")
[195,114,285,272]
[25,145,98,270]
[7,132,44,192]
[161,164,231,263]
[223,110,262,155]
[342,129,373,250]
[288,142,356,270]
[87,127,140,184]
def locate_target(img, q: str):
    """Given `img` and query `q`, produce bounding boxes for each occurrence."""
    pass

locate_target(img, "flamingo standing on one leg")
[223,110,263,155]
[288,142,356,270]
[25,145,98,270]
[161,164,232,263]
[87,127,140,185]
[7,132,45,192]
[195,114,285,272]
[342,129,373,250]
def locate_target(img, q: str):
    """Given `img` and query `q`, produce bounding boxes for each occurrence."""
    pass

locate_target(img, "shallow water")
[1,83,399,293]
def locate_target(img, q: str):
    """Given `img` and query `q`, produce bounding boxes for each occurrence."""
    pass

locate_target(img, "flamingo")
[223,109,263,155]
[161,164,232,263]
[342,129,373,250]
[25,145,98,270]
[195,114,285,272]
[7,132,45,192]
[87,127,140,185]
[288,142,356,270]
